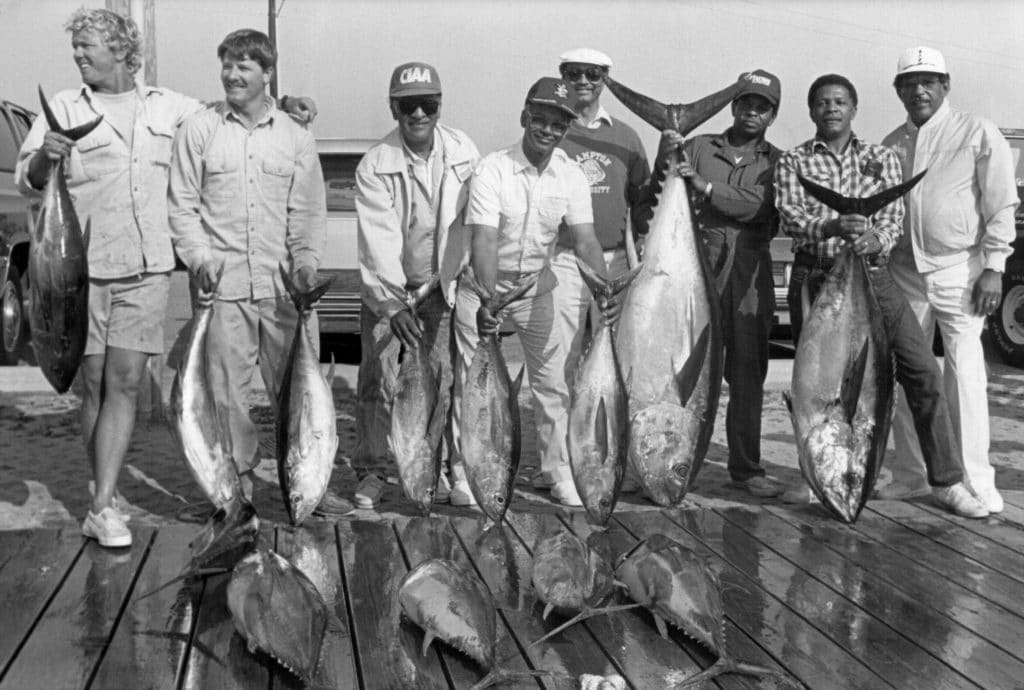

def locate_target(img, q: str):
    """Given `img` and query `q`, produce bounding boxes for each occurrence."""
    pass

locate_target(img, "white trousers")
[888,252,995,494]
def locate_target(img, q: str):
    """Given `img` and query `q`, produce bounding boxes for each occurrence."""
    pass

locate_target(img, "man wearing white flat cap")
[880,46,1018,513]
[543,47,653,495]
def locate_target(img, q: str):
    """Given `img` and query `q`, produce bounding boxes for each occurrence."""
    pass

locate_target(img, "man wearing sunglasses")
[653,70,785,499]
[453,77,619,507]
[353,61,480,509]
[549,48,653,495]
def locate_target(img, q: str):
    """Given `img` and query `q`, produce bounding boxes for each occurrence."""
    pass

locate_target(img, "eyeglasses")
[561,66,605,83]
[396,99,440,116]
[526,111,570,136]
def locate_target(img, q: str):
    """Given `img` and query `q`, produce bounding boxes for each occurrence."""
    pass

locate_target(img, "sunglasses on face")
[561,66,605,82]
[396,99,440,116]
[527,111,570,136]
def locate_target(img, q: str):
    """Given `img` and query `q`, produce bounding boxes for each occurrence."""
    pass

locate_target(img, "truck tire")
[990,269,1024,369]
[0,264,26,365]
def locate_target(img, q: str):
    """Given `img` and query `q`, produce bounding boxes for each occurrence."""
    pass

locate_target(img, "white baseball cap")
[896,46,948,77]
[559,48,613,68]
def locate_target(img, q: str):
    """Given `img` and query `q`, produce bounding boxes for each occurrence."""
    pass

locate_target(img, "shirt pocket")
[534,195,567,244]
[146,123,175,167]
[203,155,240,200]
[75,130,121,180]
[261,158,295,202]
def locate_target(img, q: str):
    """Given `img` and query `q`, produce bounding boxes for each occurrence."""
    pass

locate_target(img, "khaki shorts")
[86,272,171,356]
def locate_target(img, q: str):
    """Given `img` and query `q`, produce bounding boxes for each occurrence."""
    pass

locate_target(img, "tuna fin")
[409,274,441,309]
[38,85,103,140]
[610,264,643,296]
[782,391,793,416]
[469,669,576,690]
[419,631,435,657]
[492,273,540,314]
[511,367,525,400]
[326,354,335,387]
[298,392,314,457]
[652,612,669,639]
[625,223,639,269]
[673,657,784,688]
[834,338,870,424]
[574,256,611,300]
[279,263,332,312]
[671,324,711,407]
[595,397,609,465]
[375,272,410,307]
[135,567,231,601]
[797,170,927,217]
[604,76,742,135]
[528,603,644,648]
[82,219,91,252]
[542,602,555,620]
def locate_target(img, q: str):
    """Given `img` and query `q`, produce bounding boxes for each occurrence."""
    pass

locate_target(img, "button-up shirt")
[882,100,1018,273]
[168,99,326,301]
[466,143,592,278]
[775,133,903,260]
[15,81,203,279]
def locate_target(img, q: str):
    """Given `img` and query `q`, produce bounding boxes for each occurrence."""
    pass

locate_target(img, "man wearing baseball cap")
[880,47,1018,513]
[653,69,785,498]
[353,61,480,509]
[545,48,653,495]
[452,77,619,507]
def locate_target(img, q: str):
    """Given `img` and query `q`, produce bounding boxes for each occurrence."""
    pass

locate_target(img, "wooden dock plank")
[616,511,891,689]
[468,512,623,688]
[0,530,33,575]
[90,525,199,690]
[395,516,499,689]
[272,523,358,690]
[0,528,154,690]
[719,507,1024,687]
[867,501,1024,583]
[771,505,1024,663]
[993,501,1024,528]
[337,518,449,689]
[0,529,84,676]
[177,525,276,690]
[1002,490,1024,512]
[547,512,775,690]
[909,499,1024,558]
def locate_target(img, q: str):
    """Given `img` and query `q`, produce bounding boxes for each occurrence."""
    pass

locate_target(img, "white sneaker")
[88,481,132,522]
[82,507,132,548]
[354,475,386,509]
[449,480,477,507]
[780,485,814,504]
[933,483,990,519]
[551,481,583,507]
[973,487,1004,514]
[434,475,452,504]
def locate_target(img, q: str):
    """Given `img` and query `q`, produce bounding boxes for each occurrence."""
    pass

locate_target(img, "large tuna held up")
[28,87,102,393]
[783,172,925,522]
[384,275,446,515]
[569,261,641,524]
[458,275,537,522]
[607,76,741,506]
[277,267,338,525]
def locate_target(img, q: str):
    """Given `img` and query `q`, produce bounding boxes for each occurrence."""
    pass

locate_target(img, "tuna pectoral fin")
[671,325,711,407]
[833,339,870,425]
[782,391,793,416]
[326,354,335,387]
[674,657,785,688]
[528,603,644,648]
[419,631,436,657]
[82,219,91,252]
[38,85,103,140]
[595,398,610,465]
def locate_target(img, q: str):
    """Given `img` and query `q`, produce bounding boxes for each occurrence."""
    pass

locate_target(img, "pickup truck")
[0,98,35,364]
[991,129,1024,368]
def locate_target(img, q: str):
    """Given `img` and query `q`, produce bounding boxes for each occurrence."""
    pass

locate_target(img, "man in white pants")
[881,46,1018,513]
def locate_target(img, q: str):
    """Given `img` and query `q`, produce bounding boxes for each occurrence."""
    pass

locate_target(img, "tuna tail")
[673,656,785,688]
[469,669,576,690]
[527,602,645,648]
[574,257,611,300]
[797,170,928,217]
[609,264,643,297]
[38,85,103,140]
[279,263,333,312]
[604,76,742,135]
[491,273,541,314]
[669,324,711,407]
[831,338,870,425]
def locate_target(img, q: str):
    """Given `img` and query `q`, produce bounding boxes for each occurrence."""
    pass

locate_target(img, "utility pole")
[268,0,278,98]
[105,0,157,85]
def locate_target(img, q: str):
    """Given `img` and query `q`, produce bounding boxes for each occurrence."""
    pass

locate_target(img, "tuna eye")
[495,495,505,505]
[672,463,691,478]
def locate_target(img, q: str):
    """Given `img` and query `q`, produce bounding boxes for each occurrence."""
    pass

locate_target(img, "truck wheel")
[990,270,1024,369]
[0,264,26,365]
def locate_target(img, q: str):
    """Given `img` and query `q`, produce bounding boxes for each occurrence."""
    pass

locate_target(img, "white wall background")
[2,0,1022,159]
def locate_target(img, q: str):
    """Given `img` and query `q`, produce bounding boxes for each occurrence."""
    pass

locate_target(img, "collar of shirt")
[402,130,440,167]
[710,129,772,156]
[577,105,613,130]
[511,140,567,177]
[809,131,868,156]
[74,78,157,104]
[217,95,277,127]
[904,98,951,134]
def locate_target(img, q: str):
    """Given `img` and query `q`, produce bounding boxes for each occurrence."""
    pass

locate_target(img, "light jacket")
[882,100,1018,273]
[356,124,479,317]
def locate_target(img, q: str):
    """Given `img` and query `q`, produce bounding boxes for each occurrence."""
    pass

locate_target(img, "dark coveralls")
[682,131,781,482]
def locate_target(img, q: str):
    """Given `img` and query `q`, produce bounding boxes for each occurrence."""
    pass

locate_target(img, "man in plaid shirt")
[773,74,987,518]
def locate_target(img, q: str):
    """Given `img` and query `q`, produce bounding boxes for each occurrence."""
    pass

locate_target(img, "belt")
[793,252,836,270]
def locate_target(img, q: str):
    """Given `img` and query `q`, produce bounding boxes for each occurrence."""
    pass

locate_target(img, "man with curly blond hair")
[16,8,319,548]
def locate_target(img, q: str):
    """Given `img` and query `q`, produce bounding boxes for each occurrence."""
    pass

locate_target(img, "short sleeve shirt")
[466,142,593,274]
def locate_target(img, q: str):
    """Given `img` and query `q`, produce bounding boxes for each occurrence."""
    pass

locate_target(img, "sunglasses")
[561,66,605,82]
[526,111,570,136]
[396,99,440,116]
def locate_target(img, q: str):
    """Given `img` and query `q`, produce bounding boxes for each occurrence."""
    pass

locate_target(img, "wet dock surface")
[2,492,1024,689]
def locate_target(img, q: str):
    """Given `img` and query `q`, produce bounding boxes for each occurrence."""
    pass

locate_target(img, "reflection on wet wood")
[0,502,1022,689]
